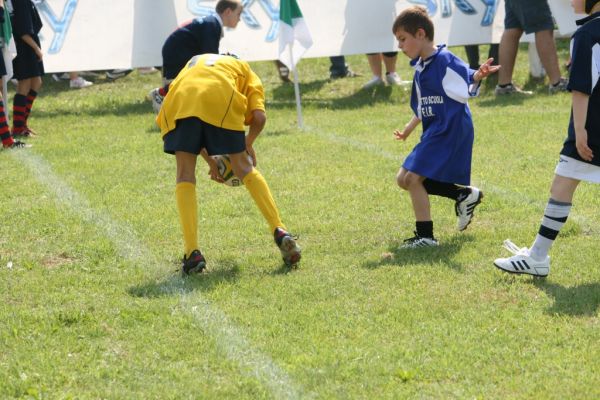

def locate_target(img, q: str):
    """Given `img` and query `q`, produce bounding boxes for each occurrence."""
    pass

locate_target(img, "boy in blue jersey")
[148,0,243,113]
[494,0,600,277]
[392,6,500,248]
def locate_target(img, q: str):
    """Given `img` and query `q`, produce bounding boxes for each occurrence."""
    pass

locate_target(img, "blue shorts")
[504,0,554,34]
[163,117,246,156]
[12,36,45,80]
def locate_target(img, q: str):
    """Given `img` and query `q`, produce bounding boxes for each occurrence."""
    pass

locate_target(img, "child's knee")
[396,172,409,190]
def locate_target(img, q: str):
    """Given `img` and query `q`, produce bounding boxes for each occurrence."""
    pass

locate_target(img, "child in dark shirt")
[10,0,43,139]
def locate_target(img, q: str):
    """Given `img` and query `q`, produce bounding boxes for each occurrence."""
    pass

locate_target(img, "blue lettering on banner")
[33,0,78,54]
[187,0,279,42]
[408,0,498,26]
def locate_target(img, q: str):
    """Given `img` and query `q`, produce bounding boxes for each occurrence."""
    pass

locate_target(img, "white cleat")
[148,88,164,114]
[493,240,550,277]
[456,187,483,231]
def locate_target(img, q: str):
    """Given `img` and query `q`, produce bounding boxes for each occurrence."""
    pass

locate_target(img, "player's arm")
[21,34,42,60]
[572,90,593,161]
[199,148,224,182]
[473,58,500,82]
[394,115,421,141]
[245,110,266,166]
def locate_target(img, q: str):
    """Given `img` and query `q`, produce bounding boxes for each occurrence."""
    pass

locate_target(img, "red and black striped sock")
[12,94,27,134]
[24,89,38,127]
[0,99,13,147]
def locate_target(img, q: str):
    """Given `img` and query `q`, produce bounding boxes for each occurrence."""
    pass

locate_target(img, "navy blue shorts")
[366,52,398,58]
[163,117,246,156]
[504,0,554,34]
[12,36,44,80]
[0,50,5,77]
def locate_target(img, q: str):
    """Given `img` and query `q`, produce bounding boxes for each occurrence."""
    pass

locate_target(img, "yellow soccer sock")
[175,182,198,257]
[243,169,285,233]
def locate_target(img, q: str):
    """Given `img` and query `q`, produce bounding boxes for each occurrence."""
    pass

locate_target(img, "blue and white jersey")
[561,12,600,166]
[403,45,479,185]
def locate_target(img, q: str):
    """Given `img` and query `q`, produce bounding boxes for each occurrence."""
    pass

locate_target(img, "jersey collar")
[576,11,600,25]
[411,44,446,72]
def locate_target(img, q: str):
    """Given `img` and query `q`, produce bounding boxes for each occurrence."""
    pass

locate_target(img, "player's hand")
[575,129,594,161]
[475,58,500,81]
[206,157,224,183]
[394,129,410,141]
[246,146,257,167]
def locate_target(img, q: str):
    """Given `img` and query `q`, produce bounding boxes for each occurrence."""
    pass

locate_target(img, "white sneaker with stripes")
[493,240,550,277]
[455,187,483,231]
[401,232,439,249]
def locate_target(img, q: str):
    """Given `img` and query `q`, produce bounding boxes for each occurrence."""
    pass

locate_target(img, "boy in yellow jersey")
[157,53,301,274]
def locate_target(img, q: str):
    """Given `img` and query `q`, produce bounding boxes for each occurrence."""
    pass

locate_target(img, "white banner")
[34,0,581,73]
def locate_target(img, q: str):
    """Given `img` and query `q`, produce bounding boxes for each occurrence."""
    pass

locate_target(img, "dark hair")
[586,0,600,13]
[216,0,241,15]
[392,6,434,41]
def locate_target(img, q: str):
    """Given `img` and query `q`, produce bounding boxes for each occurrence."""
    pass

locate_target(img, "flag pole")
[288,47,304,129]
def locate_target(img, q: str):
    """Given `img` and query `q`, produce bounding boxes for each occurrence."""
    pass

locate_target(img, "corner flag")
[278,0,313,70]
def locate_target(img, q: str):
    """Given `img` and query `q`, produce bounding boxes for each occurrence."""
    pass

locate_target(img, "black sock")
[423,179,470,201]
[416,221,434,239]
[498,83,511,88]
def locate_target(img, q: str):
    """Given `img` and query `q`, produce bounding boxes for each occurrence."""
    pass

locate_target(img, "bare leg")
[175,151,198,184]
[498,28,523,85]
[229,150,254,180]
[382,54,398,74]
[366,53,383,79]
[396,168,431,221]
[535,30,561,85]
[549,174,580,203]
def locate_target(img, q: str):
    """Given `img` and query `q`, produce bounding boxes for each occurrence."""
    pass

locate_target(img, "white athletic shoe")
[455,187,483,231]
[148,88,164,114]
[363,76,384,89]
[401,232,439,249]
[385,72,410,86]
[493,240,550,277]
[69,77,93,89]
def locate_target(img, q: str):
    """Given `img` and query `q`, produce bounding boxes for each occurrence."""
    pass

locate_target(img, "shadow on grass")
[476,76,547,108]
[128,258,240,298]
[268,82,403,110]
[532,280,600,317]
[34,98,151,118]
[272,79,329,97]
[20,75,153,117]
[361,234,474,271]
[269,262,300,276]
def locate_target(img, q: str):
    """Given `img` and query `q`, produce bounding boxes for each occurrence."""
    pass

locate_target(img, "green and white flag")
[278,0,313,70]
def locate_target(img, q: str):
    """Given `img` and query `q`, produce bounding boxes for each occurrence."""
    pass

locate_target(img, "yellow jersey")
[157,54,265,136]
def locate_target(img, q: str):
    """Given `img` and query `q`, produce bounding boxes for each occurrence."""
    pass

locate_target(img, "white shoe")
[138,67,158,75]
[52,72,70,81]
[493,240,550,277]
[385,72,410,86]
[401,232,439,249]
[148,88,164,114]
[455,187,483,231]
[363,76,384,89]
[70,77,93,89]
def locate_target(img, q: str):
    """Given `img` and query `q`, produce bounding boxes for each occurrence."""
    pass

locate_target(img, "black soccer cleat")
[182,249,206,275]
[274,228,301,267]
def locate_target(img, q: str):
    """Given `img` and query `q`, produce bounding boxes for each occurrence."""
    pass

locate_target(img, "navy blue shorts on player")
[163,117,246,156]
[12,37,44,80]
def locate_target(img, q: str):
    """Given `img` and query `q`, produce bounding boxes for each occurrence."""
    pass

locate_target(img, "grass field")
[1,43,600,399]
